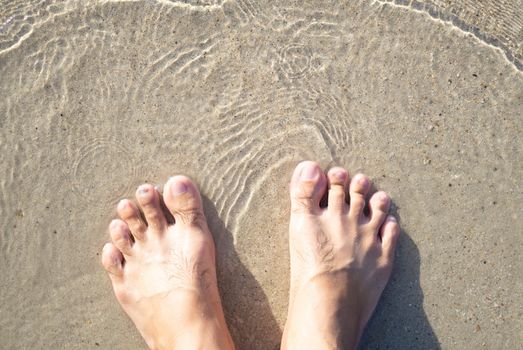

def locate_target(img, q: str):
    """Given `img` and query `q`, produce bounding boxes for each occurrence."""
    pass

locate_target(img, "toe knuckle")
[292,185,316,201]
[145,210,163,223]
[291,197,314,213]
[176,207,205,226]
[139,196,155,206]
[115,234,129,246]
[349,197,365,210]
[111,230,124,241]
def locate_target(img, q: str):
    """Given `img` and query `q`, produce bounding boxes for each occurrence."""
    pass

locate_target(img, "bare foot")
[281,161,400,350]
[101,176,234,350]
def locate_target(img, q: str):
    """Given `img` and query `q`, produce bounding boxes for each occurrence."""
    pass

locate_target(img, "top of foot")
[282,161,400,350]
[101,176,234,350]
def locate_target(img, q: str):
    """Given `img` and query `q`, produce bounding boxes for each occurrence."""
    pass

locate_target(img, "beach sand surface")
[1,0,522,349]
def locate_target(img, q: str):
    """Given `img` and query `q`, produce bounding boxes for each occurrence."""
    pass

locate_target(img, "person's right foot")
[101,176,234,350]
[281,161,400,350]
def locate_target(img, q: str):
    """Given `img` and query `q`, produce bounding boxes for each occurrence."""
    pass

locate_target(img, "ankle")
[139,292,232,350]
[284,275,366,350]
[172,320,234,350]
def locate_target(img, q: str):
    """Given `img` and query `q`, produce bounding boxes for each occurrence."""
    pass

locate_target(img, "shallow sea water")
[1,1,522,349]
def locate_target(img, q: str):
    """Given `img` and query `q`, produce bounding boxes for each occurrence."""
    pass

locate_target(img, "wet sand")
[1,1,522,349]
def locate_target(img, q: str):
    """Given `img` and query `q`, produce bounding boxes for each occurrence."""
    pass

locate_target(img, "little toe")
[163,176,207,228]
[348,173,370,220]
[367,191,391,229]
[290,161,327,214]
[117,199,147,241]
[327,167,349,213]
[380,215,400,261]
[101,243,124,279]
[135,184,167,235]
[109,219,134,256]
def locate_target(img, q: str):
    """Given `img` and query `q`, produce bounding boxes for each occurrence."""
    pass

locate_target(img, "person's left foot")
[281,161,400,350]
[101,176,234,350]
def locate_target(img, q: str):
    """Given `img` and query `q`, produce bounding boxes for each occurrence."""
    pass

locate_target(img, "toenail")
[117,200,129,210]
[357,175,369,187]
[332,169,347,182]
[387,216,397,222]
[170,180,188,196]
[138,186,150,196]
[300,164,319,180]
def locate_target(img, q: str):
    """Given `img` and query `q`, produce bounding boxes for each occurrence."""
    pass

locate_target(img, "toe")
[101,243,124,279]
[327,167,349,213]
[135,184,167,234]
[109,219,133,256]
[380,215,400,261]
[163,176,207,228]
[290,161,327,214]
[367,191,391,228]
[348,173,370,220]
[117,199,147,240]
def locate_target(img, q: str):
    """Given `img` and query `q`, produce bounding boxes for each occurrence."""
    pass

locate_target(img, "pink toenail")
[357,175,369,187]
[300,164,319,180]
[333,169,347,182]
[138,186,150,196]
[171,180,188,196]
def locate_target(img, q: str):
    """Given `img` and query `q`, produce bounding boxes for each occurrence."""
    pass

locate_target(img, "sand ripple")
[1,1,522,349]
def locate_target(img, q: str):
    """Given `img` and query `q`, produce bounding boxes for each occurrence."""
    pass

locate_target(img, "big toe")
[163,175,206,228]
[290,161,327,214]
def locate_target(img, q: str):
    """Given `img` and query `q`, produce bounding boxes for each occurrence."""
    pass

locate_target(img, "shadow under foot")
[202,195,281,350]
[359,229,440,350]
